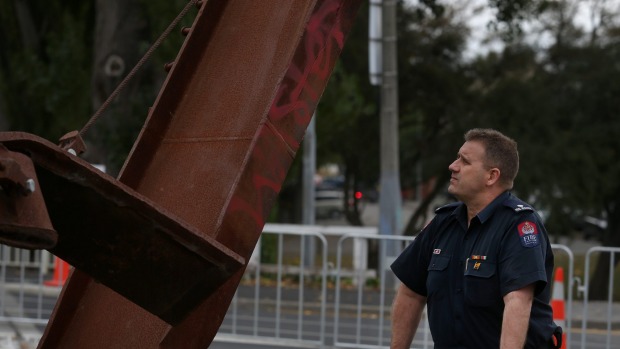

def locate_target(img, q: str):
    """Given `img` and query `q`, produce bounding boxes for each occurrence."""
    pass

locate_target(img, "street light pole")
[302,114,316,268]
[378,0,402,280]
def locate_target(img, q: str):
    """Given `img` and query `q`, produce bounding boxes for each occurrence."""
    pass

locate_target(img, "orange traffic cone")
[44,257,71,287]
[551,267,567,349]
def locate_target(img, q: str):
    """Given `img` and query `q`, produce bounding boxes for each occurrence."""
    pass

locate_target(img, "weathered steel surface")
[37,0,361,348]
[0,145,57,249]
[0,132,244,323]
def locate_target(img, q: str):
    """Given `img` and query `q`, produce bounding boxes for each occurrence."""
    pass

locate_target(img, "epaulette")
[435,202,460,213]
[503,197,534,213]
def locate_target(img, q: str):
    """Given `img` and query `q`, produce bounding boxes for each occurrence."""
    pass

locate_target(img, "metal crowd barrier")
[0,246,59,349]
[1,224,620,349]
[579,246,620,349]
[216,224,330,347]
[332,233,425,349]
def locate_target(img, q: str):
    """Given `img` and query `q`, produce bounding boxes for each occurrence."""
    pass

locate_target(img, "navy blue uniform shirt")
[391,191,556,348]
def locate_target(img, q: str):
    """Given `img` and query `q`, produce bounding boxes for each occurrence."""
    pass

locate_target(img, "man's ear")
[487,168,501,186]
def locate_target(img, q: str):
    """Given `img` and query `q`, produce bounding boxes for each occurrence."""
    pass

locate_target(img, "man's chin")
[447,186,456,196]
[447,187,462,201]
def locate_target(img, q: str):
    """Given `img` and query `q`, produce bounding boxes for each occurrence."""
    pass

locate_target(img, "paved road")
[210,283,620,349]
[0,281,618,349]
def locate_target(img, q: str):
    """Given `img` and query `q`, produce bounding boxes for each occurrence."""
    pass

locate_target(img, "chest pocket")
[464,260,500,307]
[426,254,450,301]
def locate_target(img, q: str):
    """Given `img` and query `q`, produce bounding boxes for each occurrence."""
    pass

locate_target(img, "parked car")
[316,175,344,191]
[315,189,345,219]
[314,175,368,219]
[573,215,607,241]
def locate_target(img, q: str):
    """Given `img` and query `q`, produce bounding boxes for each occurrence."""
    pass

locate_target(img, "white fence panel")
[216,224,329,348]
[579,246,620,349]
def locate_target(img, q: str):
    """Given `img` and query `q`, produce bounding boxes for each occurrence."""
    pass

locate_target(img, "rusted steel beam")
[0,132,244,324]
[34,0,361,348]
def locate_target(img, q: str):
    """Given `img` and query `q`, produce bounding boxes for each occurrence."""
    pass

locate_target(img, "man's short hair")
[464,128,519,189]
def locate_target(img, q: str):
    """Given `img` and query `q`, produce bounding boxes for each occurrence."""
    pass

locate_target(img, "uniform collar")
[451,191,511,226]
[476,191,511,223]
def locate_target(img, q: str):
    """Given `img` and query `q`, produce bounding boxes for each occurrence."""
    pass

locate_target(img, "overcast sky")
[404,0,620,60]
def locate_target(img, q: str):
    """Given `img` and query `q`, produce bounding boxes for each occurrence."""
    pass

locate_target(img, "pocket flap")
[428,255,450,271]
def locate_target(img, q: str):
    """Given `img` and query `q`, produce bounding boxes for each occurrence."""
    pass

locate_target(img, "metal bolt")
[25,178,35,193]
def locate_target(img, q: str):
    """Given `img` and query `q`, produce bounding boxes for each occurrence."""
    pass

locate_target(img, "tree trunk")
[14,0,39,51]
[0,95,8,131]
[87,0,150,175]
[0,0,38,132]
[402,171,450,236]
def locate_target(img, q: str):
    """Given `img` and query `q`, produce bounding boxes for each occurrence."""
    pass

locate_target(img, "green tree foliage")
[314,1,474,226]
[466,6,620,239]
[0,1,93,139]
[458,0,620,298]
[397,2,473,229]
[87,0,195,174]
[2,1,619,264]
[535,42,620,299]
[398,4,467,182]
[315,1,379,225]
[0,0,196,174]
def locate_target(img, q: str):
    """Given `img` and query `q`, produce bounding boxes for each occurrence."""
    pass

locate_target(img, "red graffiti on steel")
[225,0,352,234]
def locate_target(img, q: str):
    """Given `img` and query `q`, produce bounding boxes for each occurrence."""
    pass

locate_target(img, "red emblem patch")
[518,221,540,247]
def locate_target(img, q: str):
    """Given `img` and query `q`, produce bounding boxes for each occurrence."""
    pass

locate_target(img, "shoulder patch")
[435,202,460,213]
[517,221,540,247]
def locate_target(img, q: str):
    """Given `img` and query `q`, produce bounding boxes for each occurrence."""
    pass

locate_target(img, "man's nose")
[448,160,458,172]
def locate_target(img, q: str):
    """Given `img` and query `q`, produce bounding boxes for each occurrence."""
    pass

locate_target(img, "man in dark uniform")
[390,129,560,349]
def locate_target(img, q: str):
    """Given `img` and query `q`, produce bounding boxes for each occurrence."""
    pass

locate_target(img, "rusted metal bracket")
[0,144,58,249]
[0,144,35,195]
[58,130,86,155]
[0,132,244,324]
